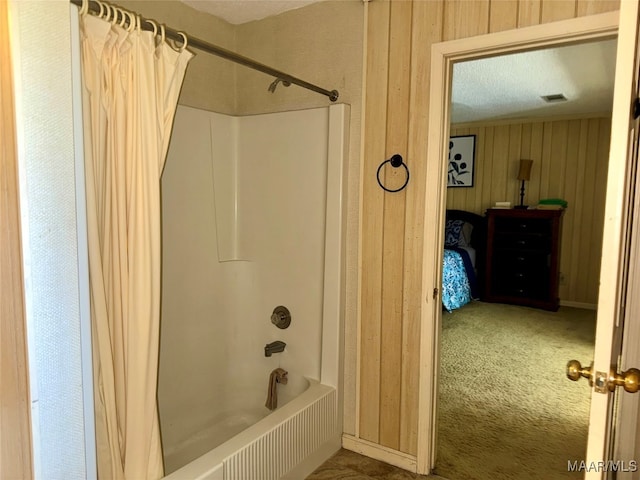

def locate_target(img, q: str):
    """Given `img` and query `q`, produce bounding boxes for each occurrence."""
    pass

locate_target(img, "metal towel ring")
[377,154,410,193]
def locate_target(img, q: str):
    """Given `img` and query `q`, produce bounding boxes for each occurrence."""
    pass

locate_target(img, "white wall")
[159,105,341,464]
[159,106,234,451]
[9,1,94,478]
[236,108,328,382]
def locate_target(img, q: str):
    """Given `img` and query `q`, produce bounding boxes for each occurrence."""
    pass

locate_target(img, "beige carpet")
[435,301,596,480]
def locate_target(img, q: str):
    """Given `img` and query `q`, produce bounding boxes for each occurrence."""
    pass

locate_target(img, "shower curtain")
[79,9,192,479]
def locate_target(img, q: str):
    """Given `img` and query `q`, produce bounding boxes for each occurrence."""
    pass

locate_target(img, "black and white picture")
[448,135,476,187]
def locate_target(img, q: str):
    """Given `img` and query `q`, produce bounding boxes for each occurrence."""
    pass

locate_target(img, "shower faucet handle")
[271,306,291,329]
[265,340,286,357]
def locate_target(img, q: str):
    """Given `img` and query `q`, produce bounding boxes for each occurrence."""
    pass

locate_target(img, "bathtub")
[163,375,339,480]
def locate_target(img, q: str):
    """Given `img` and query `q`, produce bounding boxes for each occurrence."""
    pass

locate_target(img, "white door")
[570,0,640,477]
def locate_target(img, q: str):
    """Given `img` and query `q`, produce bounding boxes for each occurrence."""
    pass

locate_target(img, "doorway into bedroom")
[436,37,616,480]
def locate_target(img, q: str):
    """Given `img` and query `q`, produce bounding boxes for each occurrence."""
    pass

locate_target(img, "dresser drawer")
[493,232,550,251]
[494,216,551,235]
[492,281,548,300]
[493,250,549,268]
[493,263,548,285]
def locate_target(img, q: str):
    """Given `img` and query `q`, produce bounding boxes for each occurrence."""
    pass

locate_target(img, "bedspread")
[442,249,472,312]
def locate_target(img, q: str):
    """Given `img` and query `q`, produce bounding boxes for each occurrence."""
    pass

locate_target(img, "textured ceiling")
[177,1,615,124]
[452,38,617,123]
[179,0,322,24]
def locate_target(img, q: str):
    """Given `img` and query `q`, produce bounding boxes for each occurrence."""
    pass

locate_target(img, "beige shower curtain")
[79,11,192,479]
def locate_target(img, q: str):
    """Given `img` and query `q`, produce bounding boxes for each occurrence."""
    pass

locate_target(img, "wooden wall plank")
[576,0,620,17]
[489,0,519,33]
[528,122,544,204]
[568,119,590,301]
[507,124,522,206]
[491,126,510,202]
[473,127,486,209]
[481,127,496,209]
[443,0,490,41]
[548,121,569,199]
[559,120,580,299]
[520,123,533,162]
[359,0,391,444]
[577,119,600,301]
[0,0,33,477]
[541,0,577,23]
[539,122,553,199]
[379,0,412,451]
[517,0,542,27]
[399,0,444,456]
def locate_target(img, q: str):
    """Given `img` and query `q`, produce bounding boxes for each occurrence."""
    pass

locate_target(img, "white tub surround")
[160,104,349,479]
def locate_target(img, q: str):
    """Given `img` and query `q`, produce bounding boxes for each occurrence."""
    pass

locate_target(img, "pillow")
[444,220,464,247]
[459,221,474,247]
[445,220,474,247]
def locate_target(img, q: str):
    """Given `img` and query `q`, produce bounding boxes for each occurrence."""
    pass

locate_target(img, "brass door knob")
[567,360,640,393]
[566,360,594,386]
[607,368,640,393]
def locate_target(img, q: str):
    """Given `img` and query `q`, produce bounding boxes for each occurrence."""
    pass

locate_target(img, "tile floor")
[305,449,430,479]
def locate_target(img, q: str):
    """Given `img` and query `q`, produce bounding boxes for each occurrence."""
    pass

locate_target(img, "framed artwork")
[448,135,476,187]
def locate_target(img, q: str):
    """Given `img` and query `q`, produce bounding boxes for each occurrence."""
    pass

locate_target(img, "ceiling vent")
[541,93,568,103]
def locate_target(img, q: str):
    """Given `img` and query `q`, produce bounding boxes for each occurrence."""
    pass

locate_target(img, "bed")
[442,210,486,312]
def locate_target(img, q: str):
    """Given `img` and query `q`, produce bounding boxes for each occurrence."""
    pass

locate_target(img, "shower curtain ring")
[104,3,112,22]
[125,10,136,31]
[176,32,188,52]
[95,0,105,18]
[144,19,158,37]
[159,24,165,44]
[117,8,127,28]
[113,7,121,25]
[79,0,88,16]
[114,7,124,26]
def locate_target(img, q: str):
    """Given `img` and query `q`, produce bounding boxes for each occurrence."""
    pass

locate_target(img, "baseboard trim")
[342,434,417,472]
[560,300,597,310]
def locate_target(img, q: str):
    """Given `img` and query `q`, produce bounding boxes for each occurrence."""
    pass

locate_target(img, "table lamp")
[516,159,533,209]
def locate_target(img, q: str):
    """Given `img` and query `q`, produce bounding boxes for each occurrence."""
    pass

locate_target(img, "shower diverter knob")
[271,306,291,329]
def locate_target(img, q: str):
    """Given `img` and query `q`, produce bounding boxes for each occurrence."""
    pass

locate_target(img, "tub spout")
[265,340,286,357]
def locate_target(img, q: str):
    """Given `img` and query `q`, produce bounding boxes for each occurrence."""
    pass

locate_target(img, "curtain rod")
[69,0,339,102]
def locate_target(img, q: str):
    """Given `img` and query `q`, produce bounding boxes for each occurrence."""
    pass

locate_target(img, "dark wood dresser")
[484,208,563,311]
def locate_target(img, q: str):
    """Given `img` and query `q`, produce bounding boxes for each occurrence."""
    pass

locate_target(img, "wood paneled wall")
[449,117,611,305]
[0,0,33,477]
[359,0,619,457]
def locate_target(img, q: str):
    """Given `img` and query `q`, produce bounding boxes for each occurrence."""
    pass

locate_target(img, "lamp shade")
[517,159,533,181]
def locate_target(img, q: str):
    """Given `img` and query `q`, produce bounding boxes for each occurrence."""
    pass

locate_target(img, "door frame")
[418,11,620,475]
